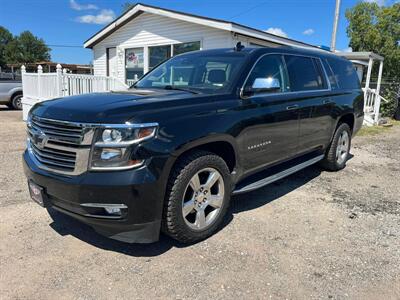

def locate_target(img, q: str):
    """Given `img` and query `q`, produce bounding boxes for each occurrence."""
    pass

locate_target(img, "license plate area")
[28,181,47,207]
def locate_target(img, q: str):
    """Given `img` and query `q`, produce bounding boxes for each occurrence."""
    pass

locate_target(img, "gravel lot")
[0,107,399,300]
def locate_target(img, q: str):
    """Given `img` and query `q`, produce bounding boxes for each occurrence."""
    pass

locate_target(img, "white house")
[84,3,325,85]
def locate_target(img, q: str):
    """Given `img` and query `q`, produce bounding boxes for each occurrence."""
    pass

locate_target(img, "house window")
[125,48,144,81]
[149,45,171,70]
[173,41,201,55]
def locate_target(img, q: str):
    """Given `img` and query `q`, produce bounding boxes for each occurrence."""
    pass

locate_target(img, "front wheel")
[162,151,231,243]
[320,123,352,171]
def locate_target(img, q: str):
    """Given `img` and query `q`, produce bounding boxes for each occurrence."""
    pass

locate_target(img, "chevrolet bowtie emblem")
[32,131,48,150]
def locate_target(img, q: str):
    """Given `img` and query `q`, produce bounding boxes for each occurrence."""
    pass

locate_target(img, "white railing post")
[62,68,68,96]
[21,65,26,97]
[37,65,43,99]
[56,64,62,97]
[374,61,384,125]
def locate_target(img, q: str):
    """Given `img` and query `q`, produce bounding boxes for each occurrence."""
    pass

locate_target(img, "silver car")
[0,76,23,110]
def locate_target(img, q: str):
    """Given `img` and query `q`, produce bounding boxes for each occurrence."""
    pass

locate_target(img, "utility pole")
[331,0,341,52]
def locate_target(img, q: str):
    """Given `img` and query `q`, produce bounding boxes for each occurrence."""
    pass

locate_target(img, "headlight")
[90,123,158,171]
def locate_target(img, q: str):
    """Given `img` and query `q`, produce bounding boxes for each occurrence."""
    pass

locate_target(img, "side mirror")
[252,77,281,91]
[242,77,281,97]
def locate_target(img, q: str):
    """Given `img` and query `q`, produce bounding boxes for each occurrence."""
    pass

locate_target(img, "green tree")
[346,2,400,117]
[0,26,14,68]
[4,31,51,64]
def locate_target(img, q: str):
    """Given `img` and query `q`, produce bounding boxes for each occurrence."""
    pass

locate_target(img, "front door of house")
[107,47,117,78]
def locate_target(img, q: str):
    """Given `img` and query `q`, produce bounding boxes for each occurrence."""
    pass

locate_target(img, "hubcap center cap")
[194,188,208,209]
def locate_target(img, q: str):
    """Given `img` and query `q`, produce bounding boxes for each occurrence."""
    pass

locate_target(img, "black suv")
[23,47,363,243]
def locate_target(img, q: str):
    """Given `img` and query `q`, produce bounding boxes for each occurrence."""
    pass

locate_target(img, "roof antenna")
[234,42,245,51]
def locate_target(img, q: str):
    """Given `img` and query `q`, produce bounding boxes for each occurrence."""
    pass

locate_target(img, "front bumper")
[23,150,170,243]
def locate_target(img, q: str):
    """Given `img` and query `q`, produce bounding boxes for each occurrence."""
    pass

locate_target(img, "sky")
[1,0,397,65]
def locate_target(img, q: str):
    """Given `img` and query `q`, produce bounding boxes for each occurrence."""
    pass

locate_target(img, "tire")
[320,123,352,171]
[162,150,231,243]
[11,94,23,110]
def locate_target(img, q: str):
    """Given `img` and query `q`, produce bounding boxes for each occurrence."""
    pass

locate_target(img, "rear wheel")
[162,151,231,243]
[11,94,23,110]
[320,123,351,171]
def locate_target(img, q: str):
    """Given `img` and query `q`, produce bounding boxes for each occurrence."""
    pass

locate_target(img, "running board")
[232,155,324,195]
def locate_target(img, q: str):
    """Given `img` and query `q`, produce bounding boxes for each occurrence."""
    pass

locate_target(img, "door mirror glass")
[252,77,281,91]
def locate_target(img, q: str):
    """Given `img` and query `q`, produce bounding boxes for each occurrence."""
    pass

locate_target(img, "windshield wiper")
[164,85,199,94]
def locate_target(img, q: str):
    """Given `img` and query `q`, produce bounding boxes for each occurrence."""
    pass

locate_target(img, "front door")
[241,54,300,173]
[107,47,117,78]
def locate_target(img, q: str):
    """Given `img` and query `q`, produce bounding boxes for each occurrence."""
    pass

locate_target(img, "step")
[232,154,324,195]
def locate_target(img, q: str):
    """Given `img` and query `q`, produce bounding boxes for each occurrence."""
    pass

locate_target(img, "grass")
[357,119,400,137]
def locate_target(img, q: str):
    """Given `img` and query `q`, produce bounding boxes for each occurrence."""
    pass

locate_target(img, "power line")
[228,1,270,19]
[46,44,83,48]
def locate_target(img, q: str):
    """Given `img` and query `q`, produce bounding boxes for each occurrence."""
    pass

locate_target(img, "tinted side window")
[245,54,289,93]
[284,55,325,91]
[321,58,339,90]
[326,58,361,90]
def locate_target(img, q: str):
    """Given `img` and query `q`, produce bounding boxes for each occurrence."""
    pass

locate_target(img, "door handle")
[323,99,332,104]
[286,104,299,110]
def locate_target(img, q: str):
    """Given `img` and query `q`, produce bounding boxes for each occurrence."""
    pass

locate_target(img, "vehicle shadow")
[230,165,322,214]
[48,165,323,256]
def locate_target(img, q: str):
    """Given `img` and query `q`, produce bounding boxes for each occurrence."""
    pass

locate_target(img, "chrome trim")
[232,155,324,194]
[94,127,157,147]
[27,139,91,176]
[80,203,128,209]
[240,52,332,100]
[89,160,145,171]
[31,115,158,129]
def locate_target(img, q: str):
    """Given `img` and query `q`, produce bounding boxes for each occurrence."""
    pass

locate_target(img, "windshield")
[133,52,246,94]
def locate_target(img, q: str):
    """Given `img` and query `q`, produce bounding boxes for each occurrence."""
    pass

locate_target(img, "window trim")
[240,52,332,100]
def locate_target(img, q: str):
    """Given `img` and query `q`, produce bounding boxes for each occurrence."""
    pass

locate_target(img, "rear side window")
[284,55,327,91]
[321,58,339,90]
[326,58,361,90]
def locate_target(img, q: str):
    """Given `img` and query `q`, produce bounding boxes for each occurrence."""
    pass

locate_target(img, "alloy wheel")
[182,167,225,231]
[336,130,349,164]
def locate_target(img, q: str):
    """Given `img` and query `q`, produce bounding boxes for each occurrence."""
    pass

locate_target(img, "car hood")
[30,89,207,123]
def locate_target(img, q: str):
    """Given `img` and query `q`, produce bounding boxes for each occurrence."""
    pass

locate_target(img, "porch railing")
[362,87,388,126]
[21,64,129,120]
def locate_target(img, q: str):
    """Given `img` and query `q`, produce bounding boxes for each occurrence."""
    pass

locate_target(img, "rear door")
[241,54,300,172]
[284,55,332,153]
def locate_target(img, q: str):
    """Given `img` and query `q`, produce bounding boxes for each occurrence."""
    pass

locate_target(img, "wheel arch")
[170,134,239,174]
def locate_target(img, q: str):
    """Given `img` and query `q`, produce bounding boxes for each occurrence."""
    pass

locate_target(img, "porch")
[337,51,386,126]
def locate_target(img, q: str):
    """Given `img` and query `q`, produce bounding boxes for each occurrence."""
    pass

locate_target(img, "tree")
[4,31,51,64]
[122,2,135,12]
[0,26,14,68]
[346,2,400,117]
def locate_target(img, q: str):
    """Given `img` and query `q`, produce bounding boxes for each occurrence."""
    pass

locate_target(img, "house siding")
[92,12,233,81]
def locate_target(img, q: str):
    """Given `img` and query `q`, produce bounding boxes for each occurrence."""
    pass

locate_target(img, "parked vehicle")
[23,46,363,243]
[0,75,23,110]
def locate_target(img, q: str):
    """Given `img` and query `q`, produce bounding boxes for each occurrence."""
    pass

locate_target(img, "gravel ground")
[0,107,399,300]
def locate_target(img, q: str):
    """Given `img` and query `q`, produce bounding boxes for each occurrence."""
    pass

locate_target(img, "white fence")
[21,64,129,120]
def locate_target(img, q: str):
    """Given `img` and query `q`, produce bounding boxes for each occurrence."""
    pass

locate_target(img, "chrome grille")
[27,115,94,175]
[29,116,84,145]
[30,142,76,172]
